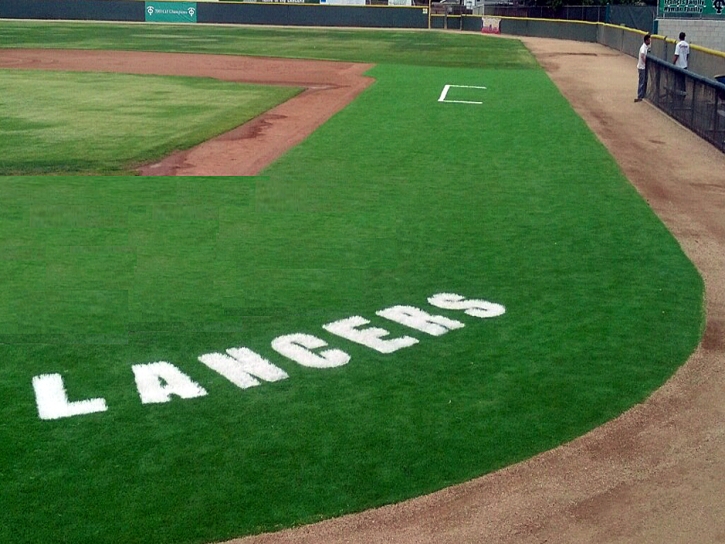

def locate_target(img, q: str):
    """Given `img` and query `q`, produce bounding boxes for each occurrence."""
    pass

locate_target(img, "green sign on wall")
[661,0,724,16]
[145,2,198,23]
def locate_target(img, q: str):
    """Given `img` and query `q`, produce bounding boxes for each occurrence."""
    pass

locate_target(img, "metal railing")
[646,55,725,152]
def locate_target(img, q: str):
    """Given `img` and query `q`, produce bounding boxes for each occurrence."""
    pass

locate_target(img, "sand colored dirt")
[2,38,724,544]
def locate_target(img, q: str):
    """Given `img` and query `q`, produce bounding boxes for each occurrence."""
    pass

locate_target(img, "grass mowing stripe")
[262,62,703,453]
[0,21,538,69]
[0,69,301,174]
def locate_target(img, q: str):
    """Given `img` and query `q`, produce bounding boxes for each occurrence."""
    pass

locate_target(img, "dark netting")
[646,55,725,153]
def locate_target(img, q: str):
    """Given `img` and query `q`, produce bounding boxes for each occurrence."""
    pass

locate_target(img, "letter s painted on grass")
[427,293,506,319]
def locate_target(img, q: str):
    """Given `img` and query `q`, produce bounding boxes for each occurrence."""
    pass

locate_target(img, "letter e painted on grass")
[323,316,418,354]
[376,305,465,336]
[132,362,208,404]
[32,374,108,420]
[198,347,288,389]
[428,293,506,319]
[271,333,350,368]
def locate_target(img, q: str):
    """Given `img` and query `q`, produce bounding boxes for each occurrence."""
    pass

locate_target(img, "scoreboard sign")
[661,0,724,16]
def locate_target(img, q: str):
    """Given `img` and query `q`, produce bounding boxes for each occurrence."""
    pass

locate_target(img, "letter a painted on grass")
[132,362,208,404]
[33,374,108,420]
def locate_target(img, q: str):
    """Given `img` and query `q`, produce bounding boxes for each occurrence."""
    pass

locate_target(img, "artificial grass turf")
[0,69,301,174]
[0,23,704,544]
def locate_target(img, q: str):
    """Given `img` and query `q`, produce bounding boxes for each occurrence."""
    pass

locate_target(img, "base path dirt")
[0,49,374,176]
[2,39,724,544]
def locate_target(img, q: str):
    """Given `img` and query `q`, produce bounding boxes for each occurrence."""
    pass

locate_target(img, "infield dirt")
[1,36,724,544]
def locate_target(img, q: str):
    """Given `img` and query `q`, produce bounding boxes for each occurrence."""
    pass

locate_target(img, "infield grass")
[0,70,301,174]
[0,21,705,544]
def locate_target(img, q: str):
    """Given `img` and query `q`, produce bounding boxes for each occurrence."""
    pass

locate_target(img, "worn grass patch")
[0,69,300,174]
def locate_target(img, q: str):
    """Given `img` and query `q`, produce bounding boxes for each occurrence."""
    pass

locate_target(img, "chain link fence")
[646,55,725,152]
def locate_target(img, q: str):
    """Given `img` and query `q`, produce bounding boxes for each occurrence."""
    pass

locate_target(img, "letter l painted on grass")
[32,373,108,420]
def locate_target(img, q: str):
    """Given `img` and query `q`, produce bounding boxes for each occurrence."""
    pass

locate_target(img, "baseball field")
[0,22,705,544]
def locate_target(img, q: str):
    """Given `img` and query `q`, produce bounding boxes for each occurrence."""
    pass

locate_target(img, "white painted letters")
[198,348,288,389]
[428,293,506,318]
[271,333,350,368]
[34,292,506,420]
[323,316,418,354]
[132,362,208,404]
[376,305,465,336]
[32,374,107,420]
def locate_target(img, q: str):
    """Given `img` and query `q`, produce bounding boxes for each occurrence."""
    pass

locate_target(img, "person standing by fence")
[673,32,689,70]
[672,32,689,98]
[635,33,651,102]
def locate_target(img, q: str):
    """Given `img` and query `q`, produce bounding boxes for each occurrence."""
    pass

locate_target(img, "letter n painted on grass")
[198,347,288,389]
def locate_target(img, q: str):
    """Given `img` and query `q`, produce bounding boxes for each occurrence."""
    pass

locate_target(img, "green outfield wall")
[0,0,144,21]
[0,0,428,28]
[498,17,598,42]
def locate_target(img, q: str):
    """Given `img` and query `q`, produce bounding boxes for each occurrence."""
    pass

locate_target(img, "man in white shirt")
[635,33,651,102]
[673,32,689,69]
[673,32,690,98]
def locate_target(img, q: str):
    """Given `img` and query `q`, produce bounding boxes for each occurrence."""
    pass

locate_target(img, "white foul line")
[438,84,488,105]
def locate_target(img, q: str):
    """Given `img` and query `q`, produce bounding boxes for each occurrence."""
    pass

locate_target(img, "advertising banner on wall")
[145,2,198,22]
[660,0,724,16]
[481,17,501,34]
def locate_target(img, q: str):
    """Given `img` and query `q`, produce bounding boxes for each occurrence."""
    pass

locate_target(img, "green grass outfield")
[0,22,704,544]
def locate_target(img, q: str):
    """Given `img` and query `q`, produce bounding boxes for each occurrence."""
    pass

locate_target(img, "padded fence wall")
[499,18,599,42]
[199,3,427,28]
[0,0,143,21]
[0,0,428,28]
